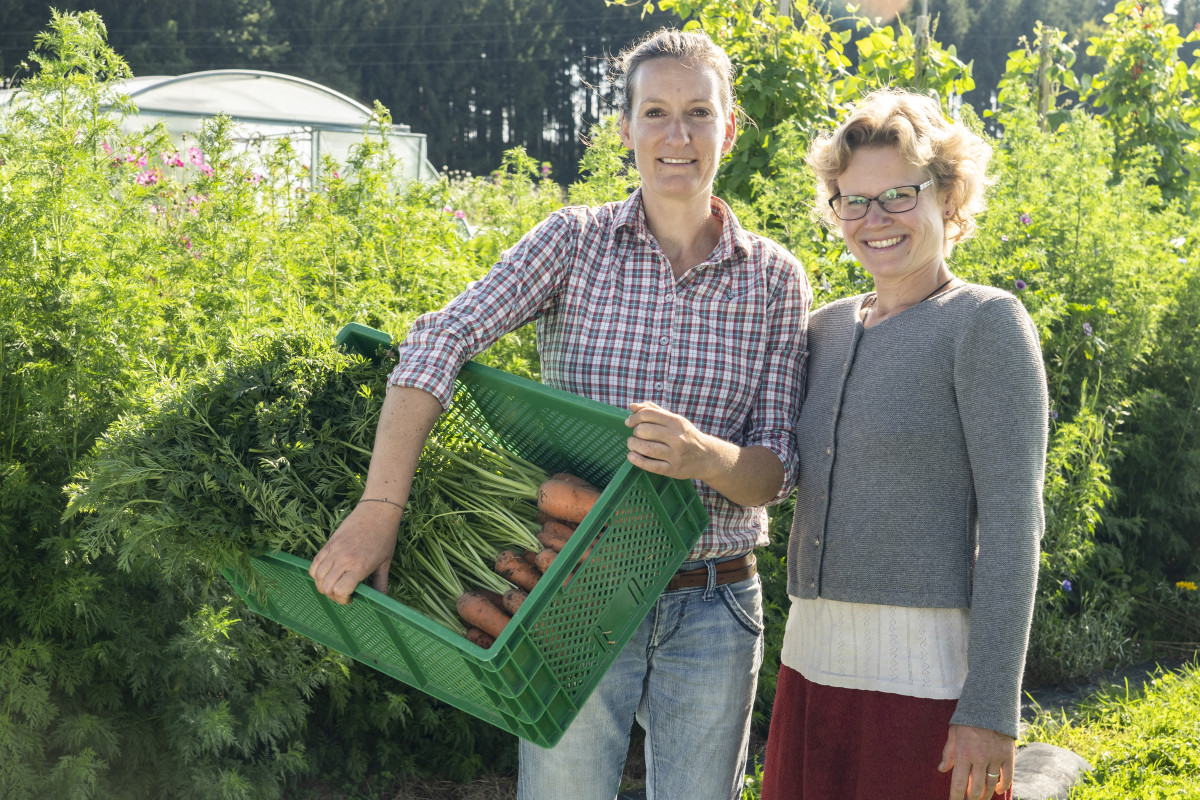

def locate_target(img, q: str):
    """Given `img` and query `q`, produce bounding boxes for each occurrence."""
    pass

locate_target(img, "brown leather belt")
[664,553,757,592]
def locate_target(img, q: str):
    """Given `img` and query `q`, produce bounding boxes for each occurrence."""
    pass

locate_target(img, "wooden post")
[1037,30,1052,130]
[914,0,930,90]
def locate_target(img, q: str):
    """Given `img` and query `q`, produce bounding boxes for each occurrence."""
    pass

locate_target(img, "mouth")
[660,157,695,165]
[865,235,904,249]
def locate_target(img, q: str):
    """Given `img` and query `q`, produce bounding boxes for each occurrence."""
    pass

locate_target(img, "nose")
[863,199,891,224]
[665,115,689,144]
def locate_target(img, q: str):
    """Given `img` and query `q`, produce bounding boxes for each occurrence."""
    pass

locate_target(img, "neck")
[865,266,955,326]
[641,191,722,279]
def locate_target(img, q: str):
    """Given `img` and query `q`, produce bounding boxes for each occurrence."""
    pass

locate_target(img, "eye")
[882,187,915,201]
[690,107,713,117]
[844,195,869,207]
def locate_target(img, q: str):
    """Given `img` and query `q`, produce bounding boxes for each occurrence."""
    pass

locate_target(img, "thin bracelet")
[358,497,405,511]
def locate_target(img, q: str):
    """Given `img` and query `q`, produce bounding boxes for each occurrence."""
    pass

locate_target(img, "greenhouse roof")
[116,70,402,129]
[0,69,437,185]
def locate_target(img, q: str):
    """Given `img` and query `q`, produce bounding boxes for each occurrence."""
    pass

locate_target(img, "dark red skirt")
[762,664,1013,800]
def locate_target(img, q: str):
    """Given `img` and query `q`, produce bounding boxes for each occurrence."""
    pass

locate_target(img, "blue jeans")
[518,559,764,800]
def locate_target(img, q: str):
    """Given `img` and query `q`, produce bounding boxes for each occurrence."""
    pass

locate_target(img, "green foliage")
[1081,0,1200,202]
[992,21,1080,129]
[5,4,1200,797]
[1022,660,1200,798]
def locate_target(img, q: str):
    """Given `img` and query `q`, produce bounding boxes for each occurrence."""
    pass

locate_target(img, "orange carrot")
[521,548,541,567]
[551,472,597,491]
[536,519,576,552]
[537,509,578,528]
[502,587,528,616]
[537,478,601,525]
[464,626,496,649]
[495,548,542,592]
[457,590,511,639]
[535,547,557,573]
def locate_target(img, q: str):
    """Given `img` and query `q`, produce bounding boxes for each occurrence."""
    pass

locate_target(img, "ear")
[721,110,737,154]
[619,111,633,151]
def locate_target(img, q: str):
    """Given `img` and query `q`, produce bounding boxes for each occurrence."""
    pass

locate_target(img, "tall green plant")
[1081,0,1200,202]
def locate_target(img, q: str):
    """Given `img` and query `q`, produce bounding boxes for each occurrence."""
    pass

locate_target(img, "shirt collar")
[614,188,750,267]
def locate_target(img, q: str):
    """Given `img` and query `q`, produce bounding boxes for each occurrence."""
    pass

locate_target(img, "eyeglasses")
[828,179,934,221]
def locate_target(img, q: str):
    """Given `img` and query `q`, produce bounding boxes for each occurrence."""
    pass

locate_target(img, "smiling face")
[619,57,736,208]
[837,145,950,291]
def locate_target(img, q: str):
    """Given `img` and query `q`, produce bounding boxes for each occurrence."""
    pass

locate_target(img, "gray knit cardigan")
[787,283,1048,738]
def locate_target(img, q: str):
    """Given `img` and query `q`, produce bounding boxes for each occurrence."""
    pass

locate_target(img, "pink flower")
[1019,212,1032,225]
[101,141,112,154]
[188,146,204,167]
[161,152,184,168]
[443,205,454,213]
[454,210,466,219]
[200,164,214,177]
[135,169,160,186]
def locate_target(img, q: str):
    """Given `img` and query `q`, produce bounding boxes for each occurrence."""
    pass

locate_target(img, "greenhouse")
[1,69,439,186]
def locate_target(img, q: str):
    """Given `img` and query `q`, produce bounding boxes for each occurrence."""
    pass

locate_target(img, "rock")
[1012,742,1092,800]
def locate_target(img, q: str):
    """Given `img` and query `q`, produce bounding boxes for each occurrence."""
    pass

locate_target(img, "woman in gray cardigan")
[761,89,1048,800]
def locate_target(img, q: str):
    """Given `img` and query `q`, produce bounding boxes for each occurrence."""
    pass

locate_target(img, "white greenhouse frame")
[2,69,439,187]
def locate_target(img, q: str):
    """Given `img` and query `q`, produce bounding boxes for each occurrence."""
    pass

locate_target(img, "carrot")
[536,519,576,552]
[464,626,496,649]
[502,587,528,616]
[521,548,541,567]
[456,590,511,639]
[550,472,597,491]
[495,548,542,592]
[537,509,578,528]
[535,547,557,573]
[537,478,601,525]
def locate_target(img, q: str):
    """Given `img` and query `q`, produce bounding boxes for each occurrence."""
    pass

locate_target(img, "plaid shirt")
[390,189,810,558]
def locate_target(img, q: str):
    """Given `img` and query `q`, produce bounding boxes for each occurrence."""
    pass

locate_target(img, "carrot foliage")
[68,324,544,632]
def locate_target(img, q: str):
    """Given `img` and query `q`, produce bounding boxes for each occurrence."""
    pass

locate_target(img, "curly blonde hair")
[807,89,994,254]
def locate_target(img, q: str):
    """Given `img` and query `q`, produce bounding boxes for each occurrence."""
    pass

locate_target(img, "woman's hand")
[938,724,1015,800]
[310,501,402,604]
[624,400,784,506]
[625,400,718,481]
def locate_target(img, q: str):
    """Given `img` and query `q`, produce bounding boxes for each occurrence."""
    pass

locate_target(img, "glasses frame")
[828,179,935,221]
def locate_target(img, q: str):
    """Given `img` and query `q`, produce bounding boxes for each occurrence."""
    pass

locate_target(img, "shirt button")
[654,382,663,391]
[809,581,816,588]
[660,336,669,345]
[813,539,820,547]
[826,447,832,456]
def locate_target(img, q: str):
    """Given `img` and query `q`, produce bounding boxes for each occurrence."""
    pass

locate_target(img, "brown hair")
[807,88,994,254]
[615,28,737,118]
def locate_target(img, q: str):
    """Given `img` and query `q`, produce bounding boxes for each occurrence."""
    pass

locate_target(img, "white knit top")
[781,596,970,700]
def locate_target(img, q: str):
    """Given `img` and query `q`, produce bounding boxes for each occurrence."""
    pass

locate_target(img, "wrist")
[357,497,405,514]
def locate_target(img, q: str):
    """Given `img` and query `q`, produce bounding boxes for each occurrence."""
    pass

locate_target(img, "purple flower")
[1049,409,1059,420]
[1061,579,1073,592]
[1083,322,1093,337]
[1014,279,1027,291]
[1001,235,1009,242]
[1020,213,1032,225]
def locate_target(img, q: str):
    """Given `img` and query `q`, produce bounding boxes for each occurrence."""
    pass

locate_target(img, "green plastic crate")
[222,325,709,748]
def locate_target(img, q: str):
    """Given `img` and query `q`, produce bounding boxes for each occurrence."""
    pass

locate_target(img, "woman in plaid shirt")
[311,28,810,800]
